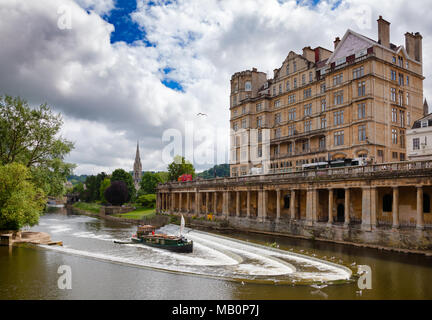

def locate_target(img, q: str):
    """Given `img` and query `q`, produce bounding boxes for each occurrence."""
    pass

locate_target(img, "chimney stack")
[414,32,423,63]
[273,69,278,78]
[377,16,390,48]
[405,32,416,60]
[334,37,340,50]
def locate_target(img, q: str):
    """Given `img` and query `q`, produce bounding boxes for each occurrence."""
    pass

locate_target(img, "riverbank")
[0,230,61,246]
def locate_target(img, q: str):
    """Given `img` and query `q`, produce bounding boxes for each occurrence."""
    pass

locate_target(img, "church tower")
[133,141,142,190]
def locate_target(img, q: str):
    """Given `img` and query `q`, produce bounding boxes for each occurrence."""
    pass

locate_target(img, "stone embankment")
[0,231,62,246]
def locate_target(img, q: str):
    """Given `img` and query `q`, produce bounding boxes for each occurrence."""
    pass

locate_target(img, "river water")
[1,207,431,300]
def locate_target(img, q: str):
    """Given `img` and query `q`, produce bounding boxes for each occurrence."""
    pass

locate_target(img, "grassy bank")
[114,207,156,220]
[73,202,101,214]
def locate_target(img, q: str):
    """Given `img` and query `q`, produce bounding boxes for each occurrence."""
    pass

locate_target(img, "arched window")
[383,194,392,212]
[284,195,290,209]
[424,193,431,213]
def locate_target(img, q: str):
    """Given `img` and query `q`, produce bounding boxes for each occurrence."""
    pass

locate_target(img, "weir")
[157,160,432,252]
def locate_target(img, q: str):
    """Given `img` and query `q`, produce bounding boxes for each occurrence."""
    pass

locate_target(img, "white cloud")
[0,0,431,175]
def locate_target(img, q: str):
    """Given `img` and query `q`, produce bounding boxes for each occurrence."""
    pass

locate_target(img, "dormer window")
[245,81,251,91]
[398,56,403,67]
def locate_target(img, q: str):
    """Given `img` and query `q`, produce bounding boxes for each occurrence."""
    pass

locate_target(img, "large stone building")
[407,110,432,161]
[230,16,424,177]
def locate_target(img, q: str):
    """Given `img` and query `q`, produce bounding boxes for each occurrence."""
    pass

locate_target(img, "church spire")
[424,98,429,116]
[133,140,142,190]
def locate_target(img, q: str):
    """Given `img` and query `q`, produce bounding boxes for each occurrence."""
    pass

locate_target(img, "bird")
[310,284,328,290]
[197,112,207,116]
[241,281,245,286]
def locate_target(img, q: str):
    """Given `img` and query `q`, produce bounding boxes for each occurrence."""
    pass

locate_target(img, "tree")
[139,172,161,194]
[111,169,136,201]
[82,172,107,202]
[99,178,111,203]
[167,155,195,181]
[136,194,156,208]
[196,164,230,179]
[0,95,75,197]
[104,181,128,206]
[0,163,46,230]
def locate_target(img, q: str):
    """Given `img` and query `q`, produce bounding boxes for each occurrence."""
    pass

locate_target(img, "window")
[406,76,410,86]
[293,78,297,88]
[392,108,397,123]
[274,145,280,155]
[383,194,392,212]
[358,103,366,119]
[309,72,313,83]
[286,64,290,75]
[400,111,405,127]
[274,113,281,125]
[391,88,396,102]
[392,129,398,144]
[391,70,397,81]
[399,73,404,86]
[400,129,405,148]
[241,119,247,128]
[233,109,237,116]
[288,108,296,121]
[334,110,344,125]
[302,140,309,152]
[334,131,344,146]
[304,120,312,132]
[233,122,238,131]
[288,94,296,104]
[358,81,366,96]
[333,73,343,86]
[258,130,262,142]
[413,138,420,150]
[273,87,276,96]
[321,99,326,112]
[258,146,262,157]
[304,88,312,98]
[334,91,343,105]
[256,116,262,128]
[284,195,291,209]
[353,66,364,79]
[274,128,281,138]
[392,56,397,64]
[406,61,409,69]
[245,81,251,91]
[320,83,326,93]
[293,61,297,72]
[400,153,405,161]
[319,137,326,150]
[358,125,366,141]
[288,125,295,136]
[256,103,262,112]
[422,121,428,128]
[233,95,237,106]
[392,152,398,159]
[321,117,327,129]
[399,90,403,106]
[279,84,282,94]
[304,104,312,116]
[274,100,281,108]
[398,56,403,68]
[242,106,246,114]
[287,143,293,155]
[406,93,410,106]
[424,194,431,213]
[286,81,290,91]
[407,112,411,126]
[302,74,306,85]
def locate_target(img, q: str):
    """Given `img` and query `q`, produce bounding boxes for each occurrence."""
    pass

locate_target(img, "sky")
[0,0,431,175]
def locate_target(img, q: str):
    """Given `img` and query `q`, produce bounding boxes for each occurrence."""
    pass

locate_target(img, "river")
[1,207,431,300]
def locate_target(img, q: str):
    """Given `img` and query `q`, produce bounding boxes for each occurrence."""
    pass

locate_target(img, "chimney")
[334,37,341,50]
[377,16,390,48]
[273,69,278,78]
[252,67,257,72]
[302,46,315,62]
[405,32,416,60]
[414,32,423,63]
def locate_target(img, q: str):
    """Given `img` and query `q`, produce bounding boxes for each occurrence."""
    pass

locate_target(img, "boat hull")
[131,237,193,253]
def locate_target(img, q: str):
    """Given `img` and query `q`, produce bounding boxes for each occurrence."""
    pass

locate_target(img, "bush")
[104,181,128,206]
[136,194,156,208]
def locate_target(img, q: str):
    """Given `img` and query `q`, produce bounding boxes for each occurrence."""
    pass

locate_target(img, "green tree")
[99,177,111,203]
[155,171,169,183]
[111,169,136,201]
[0,163,46,230]
[0,95,75,197]
[140,172,161,194]
[167,155,195,181]
[82,172,107,202]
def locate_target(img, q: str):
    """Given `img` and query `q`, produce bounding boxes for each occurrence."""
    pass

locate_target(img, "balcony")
[271,147,327,160]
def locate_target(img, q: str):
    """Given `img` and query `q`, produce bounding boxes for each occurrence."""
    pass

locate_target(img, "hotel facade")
[229,16,424,177]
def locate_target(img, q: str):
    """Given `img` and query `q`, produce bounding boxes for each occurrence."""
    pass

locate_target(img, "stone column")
[361,187,372,231]
[290,190,296,220]
[246,190,251,218]
[344,188,350,227]
[195,192,199,215]
[187,192,190,213]
[205,192,209,214]
[236,191,240,217]
[171,193,175,213]
[392,187,399,229]
[276,189,281,221]
[371,187,377,229]
[213,192,217,215]
[257,189,267,222]
[179,193,183,213]
[263,190,268,221]
[305,189,314,226]
[222,191,228,217]
[417,186,425,230]
[328,188,334,226]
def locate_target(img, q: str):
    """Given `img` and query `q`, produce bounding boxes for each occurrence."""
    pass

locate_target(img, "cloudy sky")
[0,0,431,175]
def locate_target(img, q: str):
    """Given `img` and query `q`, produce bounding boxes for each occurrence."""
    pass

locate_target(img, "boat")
[130,216,193,253]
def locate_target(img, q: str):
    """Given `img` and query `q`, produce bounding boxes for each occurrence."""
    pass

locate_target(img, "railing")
[158,160,432,189]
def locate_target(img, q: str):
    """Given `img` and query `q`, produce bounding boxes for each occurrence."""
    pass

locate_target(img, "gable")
[328,32,372,64]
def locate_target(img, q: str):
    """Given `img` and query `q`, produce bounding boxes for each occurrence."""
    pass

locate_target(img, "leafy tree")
[82,172,107,202]
[99,178,111,203]
[136,194,156,208]
[196,164,230,179]
[104,181,128,206]
[111,169,136,201]
[155,171,169,183]
[140,172,161,194]
[0,95,75,197]
[167,155,195,181]
[0,163,46,230]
